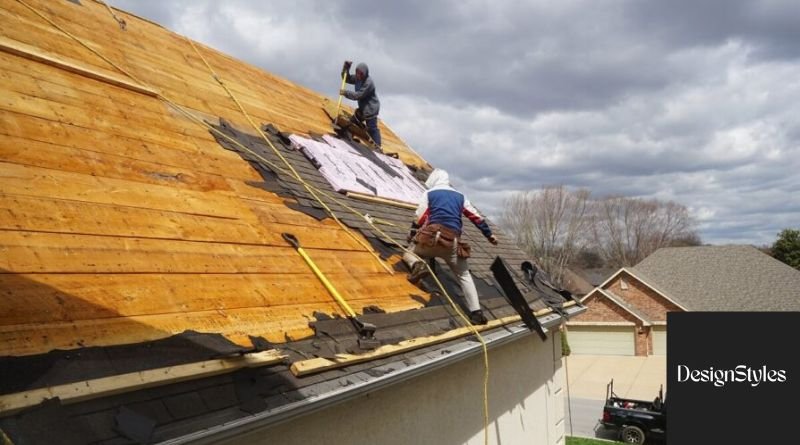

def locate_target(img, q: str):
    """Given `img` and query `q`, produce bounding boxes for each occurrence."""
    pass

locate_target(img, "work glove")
[339,89,347,96]
[342,60,352,72]
[488,235,498,245]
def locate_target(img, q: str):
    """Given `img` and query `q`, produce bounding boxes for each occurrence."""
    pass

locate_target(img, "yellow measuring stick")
[282,233,356,318]
[335,70,348,118]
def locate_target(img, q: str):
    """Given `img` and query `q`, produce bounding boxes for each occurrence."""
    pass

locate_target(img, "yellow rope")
[185,38,394,275]
[0,428,14,445]
[15,0,394,275]
[16,1,490,442]
[316,188,491,445]
[97,0,126,29]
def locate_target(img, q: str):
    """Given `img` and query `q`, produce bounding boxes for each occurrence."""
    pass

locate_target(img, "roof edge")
[622,267,690,311]
[598,289,651,325]
[158,312,571,445]
[580,267,690,311]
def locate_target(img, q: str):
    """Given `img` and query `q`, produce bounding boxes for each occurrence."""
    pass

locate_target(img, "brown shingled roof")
[633,245,800,311]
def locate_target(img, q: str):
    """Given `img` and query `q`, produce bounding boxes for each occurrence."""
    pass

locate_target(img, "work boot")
[469,310,488,326]
[407,261,430,284]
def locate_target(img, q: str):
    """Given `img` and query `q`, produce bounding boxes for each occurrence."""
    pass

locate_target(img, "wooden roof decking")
[0,0,428,357]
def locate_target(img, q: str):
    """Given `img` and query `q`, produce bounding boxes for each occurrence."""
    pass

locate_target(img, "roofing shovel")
[282,233,380,349]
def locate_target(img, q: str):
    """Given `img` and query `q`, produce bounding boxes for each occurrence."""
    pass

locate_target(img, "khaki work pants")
[402,241,481,312]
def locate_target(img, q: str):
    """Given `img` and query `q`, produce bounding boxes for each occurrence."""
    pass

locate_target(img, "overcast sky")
[110,0,800,246]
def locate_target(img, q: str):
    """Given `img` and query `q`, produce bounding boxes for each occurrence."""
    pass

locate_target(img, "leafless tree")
[502,187,700,277]
[501,186,591,286]
[590,196,697,267]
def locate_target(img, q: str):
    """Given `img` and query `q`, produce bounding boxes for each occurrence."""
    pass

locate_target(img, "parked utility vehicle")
[600,379,665,444]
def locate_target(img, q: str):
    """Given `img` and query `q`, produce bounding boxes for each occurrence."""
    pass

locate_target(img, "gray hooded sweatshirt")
[343,62,380,120]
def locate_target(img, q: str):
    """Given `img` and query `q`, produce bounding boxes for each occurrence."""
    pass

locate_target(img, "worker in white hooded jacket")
[404,169,498,325]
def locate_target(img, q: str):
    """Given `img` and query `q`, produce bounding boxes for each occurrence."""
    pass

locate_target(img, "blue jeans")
[365,117,381,147]
[352,111,382,147]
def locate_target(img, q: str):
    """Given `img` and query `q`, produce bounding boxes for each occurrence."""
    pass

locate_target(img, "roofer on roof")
[340,61,381,147]
[404,169,498,325]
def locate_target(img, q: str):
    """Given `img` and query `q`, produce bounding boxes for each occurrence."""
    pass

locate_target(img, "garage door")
[652,326,667,355]
[568,326,635,356]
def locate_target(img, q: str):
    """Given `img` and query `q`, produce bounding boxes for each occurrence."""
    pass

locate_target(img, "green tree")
[772,228,800,270]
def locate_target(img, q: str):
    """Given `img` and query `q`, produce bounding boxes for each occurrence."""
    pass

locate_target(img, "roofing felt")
[288,134,426,204]
[632,245,800,311]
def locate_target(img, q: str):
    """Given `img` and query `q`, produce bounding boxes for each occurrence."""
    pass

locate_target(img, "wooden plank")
[0,271,422,325]
[246,199,344,228]
[3,1,287,107]
[345,191,419,210]
[0,6,237,102]
[1,1,416,163]
[0,231,390,274]
[225,178,288,205]
[0,51,219,151]
[290,306,559,377]
[290,314,523,376]
[0,14,285,134]
[0,162,254,219]
[0,4,120,74]
[0,294,432,358]
[0,193,366,250]
[0,57,215,141]
[0,53,231,147]
[0,84,214,152]
[0,350,286,416]
[0,111,261,182]
[0,304,335,356]
[0,0,424,167]
[0,51,167,115]
[0,35,157,96]
[0,134,234,193]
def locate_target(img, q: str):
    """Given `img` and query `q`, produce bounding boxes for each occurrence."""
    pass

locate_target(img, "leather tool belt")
[415,223,471,258]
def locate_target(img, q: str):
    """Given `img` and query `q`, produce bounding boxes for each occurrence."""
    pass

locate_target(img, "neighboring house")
[578,267,617,289]
[567,245,800,356]
[0,1,584,444]
[562,267,615,298]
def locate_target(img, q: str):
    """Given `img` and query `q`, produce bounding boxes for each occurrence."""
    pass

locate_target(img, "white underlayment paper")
[289,134,426,205]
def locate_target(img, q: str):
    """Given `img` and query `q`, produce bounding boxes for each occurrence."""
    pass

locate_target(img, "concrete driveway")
[563,355,666,439]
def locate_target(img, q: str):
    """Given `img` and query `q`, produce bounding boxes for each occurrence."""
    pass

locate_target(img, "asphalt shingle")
[633,245,800,311]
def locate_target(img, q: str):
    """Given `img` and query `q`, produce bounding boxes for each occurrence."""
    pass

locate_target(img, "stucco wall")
[217,333,565,445]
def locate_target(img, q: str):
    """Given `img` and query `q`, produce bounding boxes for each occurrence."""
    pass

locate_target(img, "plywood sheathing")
[0,0,429,357]
[0,0,425,167]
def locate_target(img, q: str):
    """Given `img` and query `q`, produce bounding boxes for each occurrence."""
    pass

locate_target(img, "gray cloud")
[109,0,800,246]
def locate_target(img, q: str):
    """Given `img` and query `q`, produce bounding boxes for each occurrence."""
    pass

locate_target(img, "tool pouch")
[416,224,470,257]
[456,242,471,259]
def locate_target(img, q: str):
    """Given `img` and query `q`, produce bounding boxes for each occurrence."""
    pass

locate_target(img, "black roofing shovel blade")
[491,257,547,341]
[282,232,381,350]
[522,260,578,304]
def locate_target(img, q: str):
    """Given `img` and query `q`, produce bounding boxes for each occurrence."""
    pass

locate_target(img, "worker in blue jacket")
[340,61,381,147]
[404,169,498,325]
